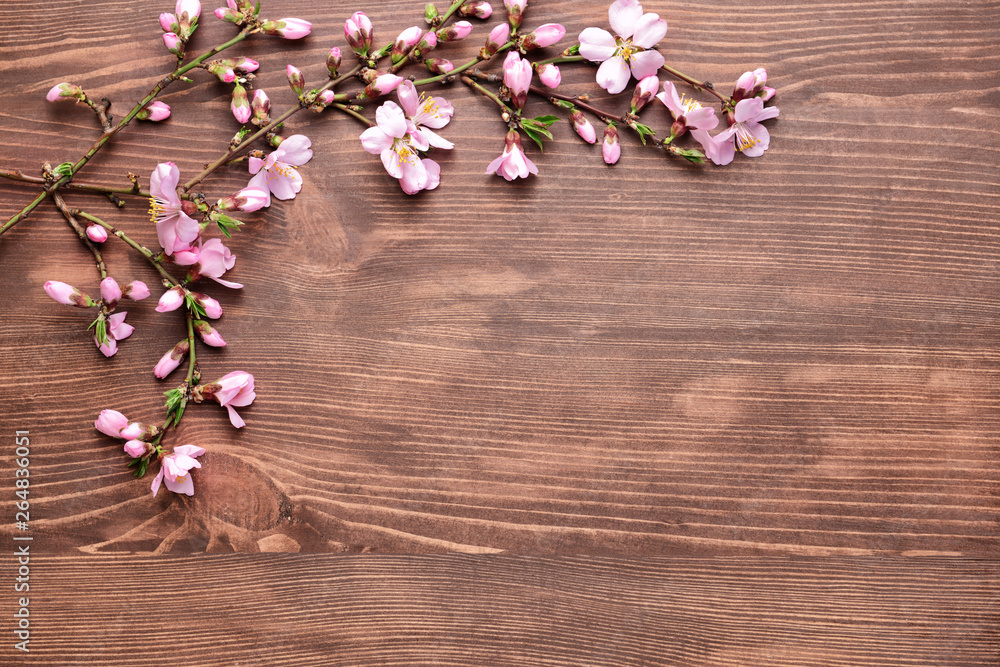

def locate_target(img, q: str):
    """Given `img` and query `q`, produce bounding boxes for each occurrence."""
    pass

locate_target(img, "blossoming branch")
[0,0,779,499]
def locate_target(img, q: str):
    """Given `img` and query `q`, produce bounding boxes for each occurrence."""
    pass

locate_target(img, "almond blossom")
[149,162,199,255]
[202,371,256,428]
[96,311,134,357]
[486,130,538,181]
[360,100,444,195]
[690,97,779,165]
[247,134,313,205]
[578,0,667,95]
[396,81,454,151]
[656,81,719,136]
[151,445,206,496]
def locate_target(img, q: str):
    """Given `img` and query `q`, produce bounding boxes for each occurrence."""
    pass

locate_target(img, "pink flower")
[124,440,148,458]
[94,409,130,438]
[579,0,667,94]
[396,81,455,151]
[522,23,566,50]
[486,130,538,181]
[86,224,108,243]
[46,83,83,102]
[100,277,122,304]
[656,81,718,135]
[125,281,150,300]
[261,18,312,39]
[96,311,134,358]
[733,67,775,103]
[156,286,186,312]
[247,134,313,205]
[485,23,510,55]
[193,238,242,288]
[536,63,561,88]
[570,110,597,144]
[206,371,256,428]
[344,11,373,55]
[151,445,206,496]
[231,83,250,123]
[138,100,171,121]
[149,162,200,255]
[44,280,92,307]
[154,340,190,379]
[360,101,443,195]
[163,32,184,56]
[503,52,532,110]
[194,320,226,347]
[691,97,779,165]
[603,124,621,164]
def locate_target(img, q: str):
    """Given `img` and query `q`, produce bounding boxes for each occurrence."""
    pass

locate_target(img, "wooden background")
[1,0,997,664]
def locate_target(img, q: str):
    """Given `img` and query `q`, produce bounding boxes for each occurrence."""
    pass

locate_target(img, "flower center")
[615,38,638,64]
[734,123,759,151]
[148,197,168,223]
[393,140,418,165]
[679,94,702,115]
[268,161,297,179]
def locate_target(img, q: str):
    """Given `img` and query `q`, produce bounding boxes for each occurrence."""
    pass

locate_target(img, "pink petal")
[247,170,271,207]
[485,153,507,176]
[248,156,265,175]
[577,27,616,62]
[628,49,664,80]
[398,157,429,195]
[422,159,441,191]
[396,81,420,117]
[376,101,408,139]
[687,106,719,131]
[608,0,643,39]
[597,55,632,95]
[360,126,394,155]
[96,336,118,357]
[421,128,454,150]
[149,163,180,205]
[211,276,244,289]
[275,134,313,166]
[265,165,303,200]
[226,405,245,428]
[150,469,164,496]
[380,149,403,179]
[734,97,765,124]
[631,13,666,48]
[174,445,206,458]
[164,471,195,495]
[740,122,771,157]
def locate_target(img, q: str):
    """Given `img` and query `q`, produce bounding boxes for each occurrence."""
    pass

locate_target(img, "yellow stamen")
[148,198,166,223]
[734,123,759,151]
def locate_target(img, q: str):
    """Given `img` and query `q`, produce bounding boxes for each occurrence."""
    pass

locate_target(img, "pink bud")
[231,83,250,123]
[46,83,83,103]
[138,100,171,121]
[361,74,404,99]
[344,12,373,54]
[154,339,189,378]
[156,286,185,312]
[426,58,454,75]
[603,124,620,164]
[459,1,493,19]
[327,47,342,76]
[176,0,201,20]
[160,12,179,32]
[523,23,565,50]
[232,187,269,212]
[194,320,227,347]
[163,32,184,56]
[440,21,473,41]
[286,64,305,96]
[485,23,510,55]
[86,224,108,243]
[630,75,659,113]
[173,247,200,266]
[503,51,532,110]
[94,409,129,438]
[215,6,239,22]
[124,440,148,458]
[570,110,597,144]
[119,421,148,441]
[418,31,438,53]
[125,281,151,300]
[537,63,561,88]
[261,17,311,39]
[504,0,526,29]
[251,89,270,124]
[44,280,92,307]
[100,277,122,304]
[316,90,336,105]
[191,292,223,319]
[233,56,258,73]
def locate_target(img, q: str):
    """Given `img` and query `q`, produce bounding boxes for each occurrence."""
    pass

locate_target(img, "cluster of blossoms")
[24,0,779,499]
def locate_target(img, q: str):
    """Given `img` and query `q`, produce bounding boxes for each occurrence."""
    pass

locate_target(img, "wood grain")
[0,0,997,663]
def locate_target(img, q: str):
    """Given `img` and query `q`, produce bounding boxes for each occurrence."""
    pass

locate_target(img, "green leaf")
[566,44,580,56]
[531,114,561,126]
[54,162,74,177]
[522,126,545,151]
[673,147,707,164]
[94,318,108,345]
[254,0,261,16]
[164,387,184,414]
[631,122,657,146]
[184,294,207,319]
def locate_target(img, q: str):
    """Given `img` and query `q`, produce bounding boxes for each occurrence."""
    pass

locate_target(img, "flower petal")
[150,469,164,496]
[360,126,394,155]
[631,13,666,48]
[247,171,271,207]
[597,55,632,95]
[396,80,420,117]
[608,0,643,39]
[149,162,180,205]
[628,49,664,80]
[265,164,303,200]
[734,97,765,124]
[422,159,441,191]
[420,127,454,150]
[248,156,265,175]
[376,101,408,139]
[275,134,313,166]
[381,149,404,179]
[226,404,245,428]
[577,27,616,62]
[740,121,771,157]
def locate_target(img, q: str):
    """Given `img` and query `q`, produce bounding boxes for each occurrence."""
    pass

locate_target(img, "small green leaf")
[184,294,207,319]
[566,44,580,56]
[523,127,545,151]
[673,147,707,164]
[54,162,74,177]
[254,0,261,16]
[531,114,561,126]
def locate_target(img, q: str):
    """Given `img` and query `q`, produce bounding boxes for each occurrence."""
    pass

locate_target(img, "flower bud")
[602,124,620,164]
[504,0,526,29]
[231,83,250,123]
[425,58,454,75]
[261,18,312,40]
[163,32,184,56]
[137,100,171,121]
[174,247,200,266]
[100,277,122,304]
[502,51,531,110]
[286,65,305,96]
[214,6,240,23]
[392,27,424,64]
[249,88,270,125]
[120,420,158,441]
[154,339,189,378]
[94,410,129,438]
[231,56,258,73]
[732,67,773,102]
[86,224,108,243]
[360,74,404,100]
[424,3,439,23]
[439,20,473,41]
[174,0,201,40]
[459,1,492,19]
[344,12,373,55]
[44,280,93,307]
[125,281,150,300]
[536,63,560,88]
[160,12,179,32]
[194,319,227,347]
[316,90,336,106]
[327,47,342,77]
[217,187,268,212]
[570,110,596,144]
[416,31,438,55]
[124,440,149,458]
[46,83,85,103]
[630,75,659,113]
[484,23,509,55]
[190,291,223,319]
[522,23,565,50]
[156,286,186,313]
[208,62,236,82]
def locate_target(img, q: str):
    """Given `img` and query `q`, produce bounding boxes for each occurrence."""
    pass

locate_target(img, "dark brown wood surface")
[0,0,997,663]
